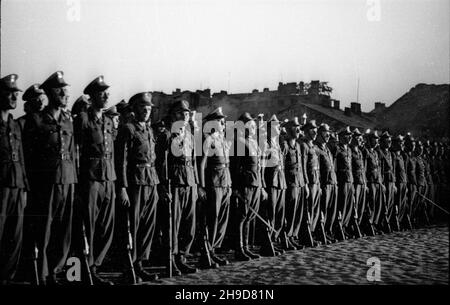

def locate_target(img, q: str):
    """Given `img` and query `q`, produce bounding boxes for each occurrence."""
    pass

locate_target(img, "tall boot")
[243,221,260,259]
[234,221,251,261]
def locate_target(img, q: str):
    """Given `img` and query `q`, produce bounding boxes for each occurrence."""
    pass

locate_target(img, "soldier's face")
[112,116,119,129]
[416,145,423,156]
[270,122,281,137]
[175,110,190,123]
[287,126,300,140]
[246,121,257,137]
[135,105,152,122]
[406,142,415,152]
[0,89,19,110]
[381,137,391,149]
[48,86,69,107]
[307,128,317,141]
[320,131,331,143]
[369,137,378,148]
[91,90,109,109]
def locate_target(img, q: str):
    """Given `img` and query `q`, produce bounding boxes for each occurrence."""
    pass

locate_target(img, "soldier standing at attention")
[17,84,45,132]
[422,141,435,223]
[262,115,287,253]
[23,71,77,284]
[299,120,320,246]
[413,141,428,226]
[378,131,396,231]
[0,74,28,284]
[231,112,267,259]
[391,135,409,229]
[198,107,232,267]
[282,117,308,250]
[74,76,116,285]
[362,130,385,234]
[350,128,367,227]
[403,133,417,228]
[116,92,161,282]
[335,127,354,238]
[315,123,337,241]
[166,100,198,274]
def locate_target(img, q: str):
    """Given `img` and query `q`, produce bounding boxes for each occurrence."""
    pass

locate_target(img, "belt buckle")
[11,152,19,162]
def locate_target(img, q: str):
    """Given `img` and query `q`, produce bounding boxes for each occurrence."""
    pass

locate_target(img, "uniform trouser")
[384,182,396,223]
[172,185,197,256]
[0,187,26,281]
[406,184,417,220]
[366,183,384,225]
[426,184,436,219]
[354,184,366,225]
[292,186,307,239]
[308,184,321,232]
[235,186,261,248]
[266,187,286,240]
[336,183,351,229]
[285,186,300,238]
[205,187,231,251]
[412,185,427,221]
[35,183,74,281]
[395,183,408,223]
[82,181,115,267]
[128,184,158,263]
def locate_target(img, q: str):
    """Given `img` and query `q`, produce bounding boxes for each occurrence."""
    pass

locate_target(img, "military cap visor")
[171,100,191,113]
[0,74,23,92]
[40,71,69,90]
[338,126,353,136]
[238,112,255,124]
[318,123,332,133]
[301,120,318,131]
[22,84,45,101]
[129,92,154,107]
[203,107,227,121]
[352,128,363,137]
[83,75,110,95]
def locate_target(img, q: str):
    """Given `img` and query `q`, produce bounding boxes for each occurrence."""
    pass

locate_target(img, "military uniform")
[203,131,232,253]
[351,133,367,226]
[115,93,160,271]
[166,101,199,273]
[263,135,287,244]
[283,134,307,246]
[316,140,338,235]
[413,146,428,224]
[299,134,321,235]
[24,106,77,282]
[363,144,384,228]
[0,104,28,282]
[335,139,354,232]
[392,145,408,225]
[231,113,264,259]
[378,138,396,227]
[74,107,116,269]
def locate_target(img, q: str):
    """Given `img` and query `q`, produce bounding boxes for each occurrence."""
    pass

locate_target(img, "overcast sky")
[1,0,449,116]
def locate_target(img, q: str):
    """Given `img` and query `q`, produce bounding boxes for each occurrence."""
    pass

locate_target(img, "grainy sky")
[1,0,449,116]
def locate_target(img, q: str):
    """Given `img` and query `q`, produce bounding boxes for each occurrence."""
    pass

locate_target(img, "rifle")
[352,206,362,238]
[164,150,173,278]
[32,242,40,285]
[319,211,328,245]
[81,223,94,285]
[384,210,392,233]
[394,205,401,231]
[248,205,277,255]
[337,211,346,240]
[406,214,413,230]
[125,212,137,284]
[305,210,315,247]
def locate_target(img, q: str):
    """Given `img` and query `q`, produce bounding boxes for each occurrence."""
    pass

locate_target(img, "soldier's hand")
[305,185,310,199]
[198,186,207,202]
[365,185,369,193]
[393,185,398,194]
[119,188,130,207]
[261,188,268,201]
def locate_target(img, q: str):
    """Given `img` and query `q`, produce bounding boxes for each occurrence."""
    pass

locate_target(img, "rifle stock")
[32,242,40,285]
[394,205,401,231]
[305,211,314,247]
[352,206,362,238]
[337,211,346,240]
[126,213,137,284]
[319,211,327,245]
[81,223,93,285]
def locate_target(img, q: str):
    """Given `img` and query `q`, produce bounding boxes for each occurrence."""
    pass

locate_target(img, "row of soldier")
[0,72,449,285]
